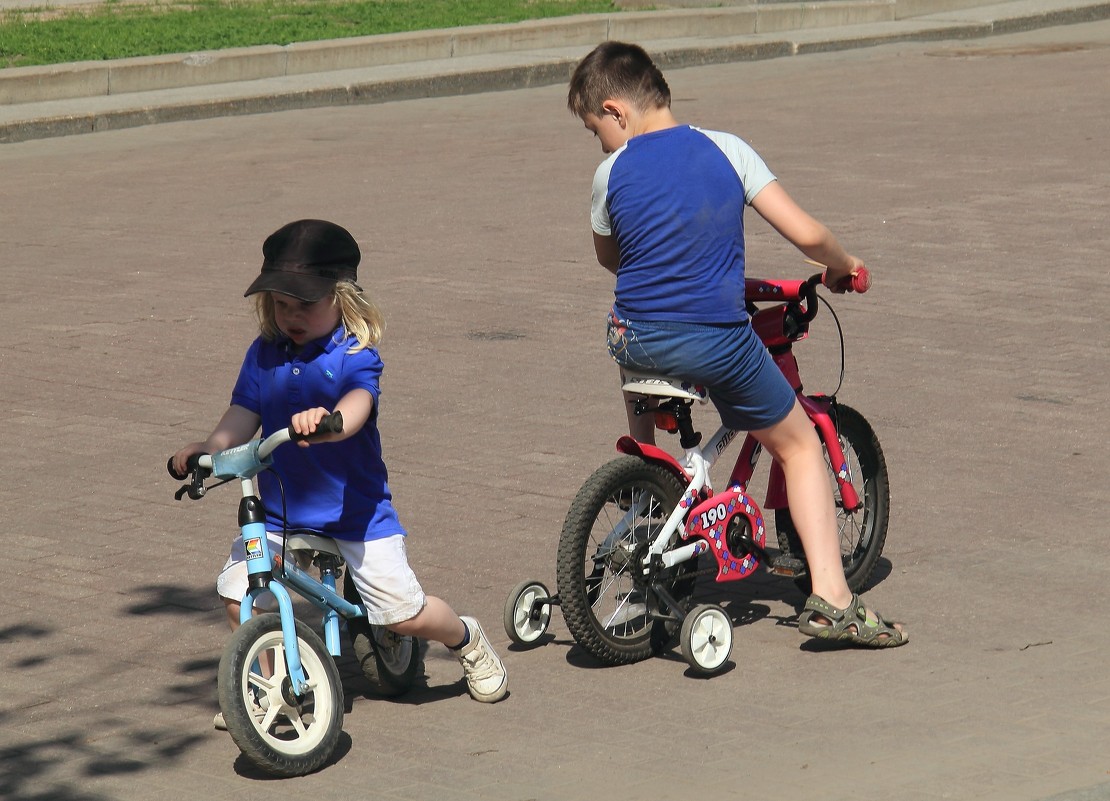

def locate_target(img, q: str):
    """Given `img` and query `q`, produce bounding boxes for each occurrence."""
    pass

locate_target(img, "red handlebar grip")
[851,267,872,294]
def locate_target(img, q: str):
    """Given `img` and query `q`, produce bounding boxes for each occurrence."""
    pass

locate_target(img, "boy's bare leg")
[222,596,275,674]
[623,389,658,445]
[390,596,508,703]
[618,368,658,445]
[753,402,854,600]
[223,597,241,630]
[753,402,905,636]
[387,595,467,646]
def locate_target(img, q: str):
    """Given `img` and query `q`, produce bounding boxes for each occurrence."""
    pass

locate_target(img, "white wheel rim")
[513,586,550,642]
[242,630,335,755]
[689,610,731,671]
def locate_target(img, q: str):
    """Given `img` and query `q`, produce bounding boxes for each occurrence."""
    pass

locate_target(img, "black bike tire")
[556,456,688,666]
[217,613,343,778]
[775,402,890,595]
[342,571,422,696]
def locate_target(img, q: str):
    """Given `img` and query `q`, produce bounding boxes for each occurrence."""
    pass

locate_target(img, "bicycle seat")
[620,370,709,403]
[285,531,342,556]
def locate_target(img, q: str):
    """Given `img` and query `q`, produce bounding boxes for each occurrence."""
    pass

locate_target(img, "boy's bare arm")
[750,181,864,285]
[592,232,621,275]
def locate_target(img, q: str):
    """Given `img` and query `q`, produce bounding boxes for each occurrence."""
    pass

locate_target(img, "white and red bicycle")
[505,269,888,675]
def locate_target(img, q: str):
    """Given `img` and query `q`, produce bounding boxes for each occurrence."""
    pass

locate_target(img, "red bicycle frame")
[616,275,862,516]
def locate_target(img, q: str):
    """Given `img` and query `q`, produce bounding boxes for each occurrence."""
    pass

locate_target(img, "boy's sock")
[448,620,471,651]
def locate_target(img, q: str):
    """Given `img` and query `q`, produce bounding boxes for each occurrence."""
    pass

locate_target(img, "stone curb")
[1,0,1108,143]
[0,2,901,105]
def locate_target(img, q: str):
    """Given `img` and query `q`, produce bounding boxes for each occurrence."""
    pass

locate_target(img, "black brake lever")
[174,475,207,501]
[169,453,209,501]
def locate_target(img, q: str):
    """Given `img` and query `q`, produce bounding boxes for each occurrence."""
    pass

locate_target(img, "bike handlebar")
[254,410,345,461]
[745,267,871,304]
[167,411,345,489]
[744,267,871,324]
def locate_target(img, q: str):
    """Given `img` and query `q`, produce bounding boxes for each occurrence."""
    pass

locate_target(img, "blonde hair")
[254,281,385,353]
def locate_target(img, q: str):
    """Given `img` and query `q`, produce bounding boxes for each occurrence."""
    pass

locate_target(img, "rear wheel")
[343,572,422,696]
[776,403,889,594]
[556,456,693,666]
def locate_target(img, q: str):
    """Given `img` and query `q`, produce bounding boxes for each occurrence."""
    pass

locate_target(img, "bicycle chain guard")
[681,489,766,582]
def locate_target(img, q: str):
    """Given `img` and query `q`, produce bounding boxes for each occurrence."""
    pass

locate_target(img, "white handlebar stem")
[257,427,294,461]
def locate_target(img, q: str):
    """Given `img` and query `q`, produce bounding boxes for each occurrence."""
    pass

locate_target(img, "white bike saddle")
[620,370,709,402]
[285,531,342,556]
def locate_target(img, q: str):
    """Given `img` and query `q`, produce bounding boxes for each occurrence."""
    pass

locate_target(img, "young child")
[172,219,508,728]
[567,42,907,647]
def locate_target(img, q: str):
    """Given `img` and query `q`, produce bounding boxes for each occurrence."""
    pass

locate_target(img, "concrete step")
[1,0,1107,143]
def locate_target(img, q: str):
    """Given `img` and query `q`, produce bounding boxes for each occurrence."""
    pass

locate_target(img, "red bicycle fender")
[615,436,691,484]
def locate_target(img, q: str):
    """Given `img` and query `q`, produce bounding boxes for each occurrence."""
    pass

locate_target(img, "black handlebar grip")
[290,411,345,442]
[167,452,206,481]
[317,411,344,435]
[167,456,187,481]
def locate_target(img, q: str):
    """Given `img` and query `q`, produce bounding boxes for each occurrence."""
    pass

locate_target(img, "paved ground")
[2,10,1110,801]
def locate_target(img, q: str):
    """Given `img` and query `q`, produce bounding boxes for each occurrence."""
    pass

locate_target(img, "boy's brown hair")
[567,41,671,119]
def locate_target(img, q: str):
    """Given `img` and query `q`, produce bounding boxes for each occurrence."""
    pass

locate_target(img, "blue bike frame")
[203,428,367,697]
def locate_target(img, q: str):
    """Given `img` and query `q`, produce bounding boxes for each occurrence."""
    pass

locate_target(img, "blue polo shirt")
[590,125,776,324]
[230,329,405,542]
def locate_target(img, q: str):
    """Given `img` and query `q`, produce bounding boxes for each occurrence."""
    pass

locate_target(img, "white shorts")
[216,532,426,626]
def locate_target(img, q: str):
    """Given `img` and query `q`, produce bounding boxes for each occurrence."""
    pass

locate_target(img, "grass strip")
[0,0,620,68]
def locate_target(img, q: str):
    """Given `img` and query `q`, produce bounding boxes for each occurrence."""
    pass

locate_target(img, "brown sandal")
[798,593,908,647]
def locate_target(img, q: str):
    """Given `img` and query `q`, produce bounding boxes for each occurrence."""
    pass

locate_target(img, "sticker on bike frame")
[244,537,265,561]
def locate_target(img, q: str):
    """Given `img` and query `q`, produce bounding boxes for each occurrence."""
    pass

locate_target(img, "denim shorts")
[607,308,796,431]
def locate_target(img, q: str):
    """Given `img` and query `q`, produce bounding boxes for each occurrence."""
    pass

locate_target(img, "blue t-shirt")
[230,329,405,542]
[591,125,776,324]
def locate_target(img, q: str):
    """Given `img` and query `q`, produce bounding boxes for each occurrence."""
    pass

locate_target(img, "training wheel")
[680,604,733,676]
[504,579,552,646]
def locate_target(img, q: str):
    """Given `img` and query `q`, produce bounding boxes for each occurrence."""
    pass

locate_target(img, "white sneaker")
[213,712,227,731]
[453,616,508,703]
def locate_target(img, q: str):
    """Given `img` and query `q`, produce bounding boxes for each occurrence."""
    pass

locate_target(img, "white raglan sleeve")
[696,127,777,203]
[590,150,622,236]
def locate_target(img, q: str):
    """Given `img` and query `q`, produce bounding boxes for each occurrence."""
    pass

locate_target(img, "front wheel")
[218,613,343,777]
[776,402,890,595]
[556,456,691,666]
[343,572,422,697]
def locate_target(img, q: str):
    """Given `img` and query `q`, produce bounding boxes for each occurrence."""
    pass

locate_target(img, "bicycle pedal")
[769,555,807,578]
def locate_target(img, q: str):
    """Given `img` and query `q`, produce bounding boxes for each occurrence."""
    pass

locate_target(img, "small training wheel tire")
[680,604,733,676]
[504,580,552,645]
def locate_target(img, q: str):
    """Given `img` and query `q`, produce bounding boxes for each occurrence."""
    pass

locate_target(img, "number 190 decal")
[699,503,729,530]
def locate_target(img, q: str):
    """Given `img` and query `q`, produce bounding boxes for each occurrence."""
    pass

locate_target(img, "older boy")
[568,41,906,646]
